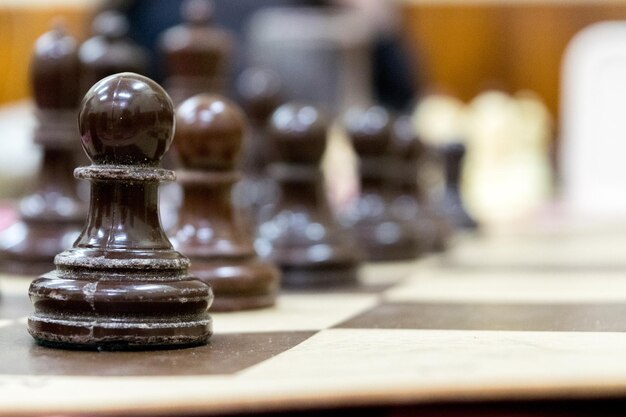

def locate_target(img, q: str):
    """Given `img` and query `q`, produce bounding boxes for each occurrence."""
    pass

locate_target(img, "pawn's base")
[28,315,211,351]
[351,216,423,263]
[280,264,358,290]
[441,191,479,230]
[28,272,213,351]
[191,258,279,312]
[211,293,277,312]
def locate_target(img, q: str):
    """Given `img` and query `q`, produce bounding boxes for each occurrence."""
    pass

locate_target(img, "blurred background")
[3,0,625,114]
[2,0,626,231]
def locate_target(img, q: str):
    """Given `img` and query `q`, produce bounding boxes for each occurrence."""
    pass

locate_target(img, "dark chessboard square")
[335,301,626,332]
[0,324,314,376]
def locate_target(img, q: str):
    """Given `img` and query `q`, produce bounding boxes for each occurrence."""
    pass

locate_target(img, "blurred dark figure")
[99,0,419,111]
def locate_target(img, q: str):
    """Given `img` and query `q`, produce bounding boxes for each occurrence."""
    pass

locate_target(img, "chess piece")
[159,0,234,104]
[389,115,449,252]
[463,91,552,226]
[439,142,478,229]
[232,67,282,233]
[0,24,85,276]
[28,73,213,350]
[170,94,280,311]
[256,103,360,288]
[79,10,149,94]
[341,106,421,261]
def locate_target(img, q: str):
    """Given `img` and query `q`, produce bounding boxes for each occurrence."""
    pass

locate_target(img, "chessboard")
[5,220,626,416]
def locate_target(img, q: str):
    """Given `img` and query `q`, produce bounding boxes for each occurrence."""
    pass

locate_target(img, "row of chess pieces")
[0,1,477,350]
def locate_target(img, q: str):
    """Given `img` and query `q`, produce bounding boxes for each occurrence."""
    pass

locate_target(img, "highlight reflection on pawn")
[170,94,280,311]
[28,73,213,350]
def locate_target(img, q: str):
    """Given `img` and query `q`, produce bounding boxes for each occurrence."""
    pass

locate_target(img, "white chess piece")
[561,21,626,217]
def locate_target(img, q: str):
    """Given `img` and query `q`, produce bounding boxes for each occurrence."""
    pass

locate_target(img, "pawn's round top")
[92,10,129,39]
[31,23,80,110]
[175,94,246,170]
[343,106,393,156]
[236,68,282,124]
[269,103,327,164]
[182,0,214,25]
[78,72,174,166]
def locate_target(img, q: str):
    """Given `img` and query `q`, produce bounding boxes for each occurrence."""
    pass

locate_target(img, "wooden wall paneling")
[401,2,626,122]
[401,5,509,102]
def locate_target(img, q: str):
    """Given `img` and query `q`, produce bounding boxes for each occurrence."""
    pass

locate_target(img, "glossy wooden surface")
[159,0,233,104]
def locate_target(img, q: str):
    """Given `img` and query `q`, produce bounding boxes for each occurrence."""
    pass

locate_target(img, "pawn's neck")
[270,162,327,209]
[359,155,391,195]
[74,168,172,250]
[442,144,465,191]
[175,170,254,256]
[391,159,422,198]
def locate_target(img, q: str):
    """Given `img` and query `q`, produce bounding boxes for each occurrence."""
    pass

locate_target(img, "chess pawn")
[170,94,280,311]
[439,142,478,230]
[390,115,449,252]
[341,106,421,261]
[256,103,360,289]
[159,0,234,104]
[28,73,213,350]
[232,67,282,233]
[0,24,85,275]
[79,10,149,94]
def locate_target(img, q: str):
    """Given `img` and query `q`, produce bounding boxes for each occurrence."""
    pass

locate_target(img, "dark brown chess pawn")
[79,10,149,94]
[28,73,213,350]
[390,115,450,252]
[341,106,421,262]
[232,67,282,234]
[256,103,360,289]
[170,94,280,311]
[439,142,478,229]
[159,0,234,105]
[0,24,85,276]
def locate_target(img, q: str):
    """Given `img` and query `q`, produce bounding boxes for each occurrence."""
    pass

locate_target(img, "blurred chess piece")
[170,94,280,311]
[341,106,422,261]
[159,0,234,104]
[389,115,449,252]
[412,94,477,230]
[0,24,85,275]
[439,142,477,230]
[256,103,360,288]
[79,10,149,93]
[232,67,282,234]
[463,91,552,227]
